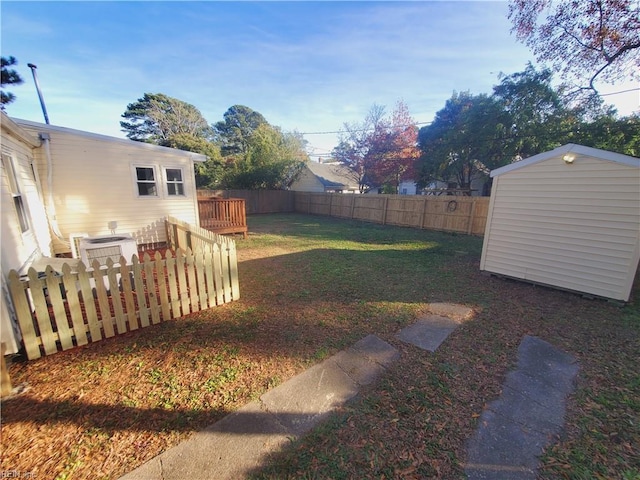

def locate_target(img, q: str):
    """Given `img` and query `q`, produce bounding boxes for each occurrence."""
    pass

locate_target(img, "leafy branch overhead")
[508,0,640,94]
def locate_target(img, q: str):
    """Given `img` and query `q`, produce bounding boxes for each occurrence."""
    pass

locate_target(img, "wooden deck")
[198,197,248,238]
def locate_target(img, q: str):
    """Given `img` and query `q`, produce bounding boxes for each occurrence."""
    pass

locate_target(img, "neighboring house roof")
[304,162,360,191]
[491,143,639,178]
[12,118,208,163]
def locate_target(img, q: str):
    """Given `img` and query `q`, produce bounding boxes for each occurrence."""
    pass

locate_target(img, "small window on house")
[165,168,185,196]
[135,166,157,196]
[2,153,30,233]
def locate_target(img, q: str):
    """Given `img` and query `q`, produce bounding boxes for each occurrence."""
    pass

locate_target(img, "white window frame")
[2,153,31,234]
[132,165,159,197]
[164,166,186,196]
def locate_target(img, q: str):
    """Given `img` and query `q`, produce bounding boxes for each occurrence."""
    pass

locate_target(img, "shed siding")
[18,123,199,253]
[481,154,640,301]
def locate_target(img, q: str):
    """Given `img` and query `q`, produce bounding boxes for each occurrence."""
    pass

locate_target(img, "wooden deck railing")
[198,197,248,238]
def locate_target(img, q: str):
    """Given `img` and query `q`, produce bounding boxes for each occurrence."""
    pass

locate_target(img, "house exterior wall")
[1,118,53,354]
[399,181,418,195]
[290,166,327,193]
[16,120,203,254]
[480,150,640,301]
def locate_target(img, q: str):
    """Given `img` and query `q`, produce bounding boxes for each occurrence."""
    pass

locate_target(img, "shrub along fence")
[8,221,239,360]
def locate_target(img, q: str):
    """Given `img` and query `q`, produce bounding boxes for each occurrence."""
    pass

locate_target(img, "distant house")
[1,113,206,354]
[290,161,361,193]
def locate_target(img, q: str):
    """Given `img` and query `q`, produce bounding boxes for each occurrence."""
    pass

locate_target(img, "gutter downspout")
[39,132,70,250]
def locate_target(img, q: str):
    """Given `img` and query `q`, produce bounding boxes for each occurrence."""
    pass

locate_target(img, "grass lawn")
[2,213,639,479]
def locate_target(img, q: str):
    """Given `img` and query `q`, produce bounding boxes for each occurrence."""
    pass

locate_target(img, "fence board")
[176,249,189,315]
[195,248,208,309]
[8,271,40,360]
[213,244,224,305]
[186,249,199,311]
[155,251,170,322]
[229,242,240,300]
[45,267,74,351]
[204,245,222,307]
[76,262,101,342]
[92,260,115,338]
[133,257,150,328]
[27,269,57,355]
[106,259,127,334]
[144,253,161,325]
[221,244,232,303]
[61,263,88,346]
[165,251,179,318]
[120,260,138,331]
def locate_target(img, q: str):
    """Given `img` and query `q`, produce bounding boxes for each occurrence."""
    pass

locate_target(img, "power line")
[599,87,640,97]
[300,121,432,136]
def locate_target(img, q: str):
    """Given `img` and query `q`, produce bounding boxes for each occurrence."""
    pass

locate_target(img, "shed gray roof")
[491,143,639,178]
[305,162,360,190]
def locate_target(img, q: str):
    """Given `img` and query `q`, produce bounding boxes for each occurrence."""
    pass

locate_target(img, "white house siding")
[1,117,53,353]
[16,120,203,254]
[481,148,640,301]
[290,167,325,192]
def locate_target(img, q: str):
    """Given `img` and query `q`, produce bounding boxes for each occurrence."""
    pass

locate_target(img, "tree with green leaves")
[213,105,268,158]
[218,123,307,189]
[163,133,224,188]
[416,92,511,191]
[508,0,640,96]
[1,56,24,111]
[121,93,212,145]
[572,113,640,157]
[492,64,574,159]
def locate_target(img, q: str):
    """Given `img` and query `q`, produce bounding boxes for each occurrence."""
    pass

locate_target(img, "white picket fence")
[8,243,239,360]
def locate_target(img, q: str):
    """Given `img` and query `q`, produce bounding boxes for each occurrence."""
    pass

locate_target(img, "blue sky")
[2,1,638,159]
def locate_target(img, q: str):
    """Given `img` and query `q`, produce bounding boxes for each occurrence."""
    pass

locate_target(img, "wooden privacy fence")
[197,189,295,214]
[7,244,239,360]
[197,197,248,238]
[294,193,490,236]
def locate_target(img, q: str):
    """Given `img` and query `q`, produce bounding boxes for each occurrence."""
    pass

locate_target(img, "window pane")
[136,167,155,181]
[14,196,29,233]
[138,183,157,196]
[166,168,182,182]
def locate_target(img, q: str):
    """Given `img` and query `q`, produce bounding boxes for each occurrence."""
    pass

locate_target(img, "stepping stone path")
[123,304,577,480]
[464,335,579,479]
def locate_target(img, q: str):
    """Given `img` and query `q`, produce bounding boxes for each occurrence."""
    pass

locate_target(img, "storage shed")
[480,144,640,302]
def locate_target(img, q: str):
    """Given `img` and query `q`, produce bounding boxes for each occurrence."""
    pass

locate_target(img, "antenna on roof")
[27,63,50,124]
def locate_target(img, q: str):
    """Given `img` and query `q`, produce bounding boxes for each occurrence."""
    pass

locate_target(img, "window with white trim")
[135,166,158,196]
[2,153,30,233]
[165,167,185,196]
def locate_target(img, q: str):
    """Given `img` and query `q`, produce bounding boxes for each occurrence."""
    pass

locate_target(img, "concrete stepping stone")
[396,303,473,352]
[464,335,579,479]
